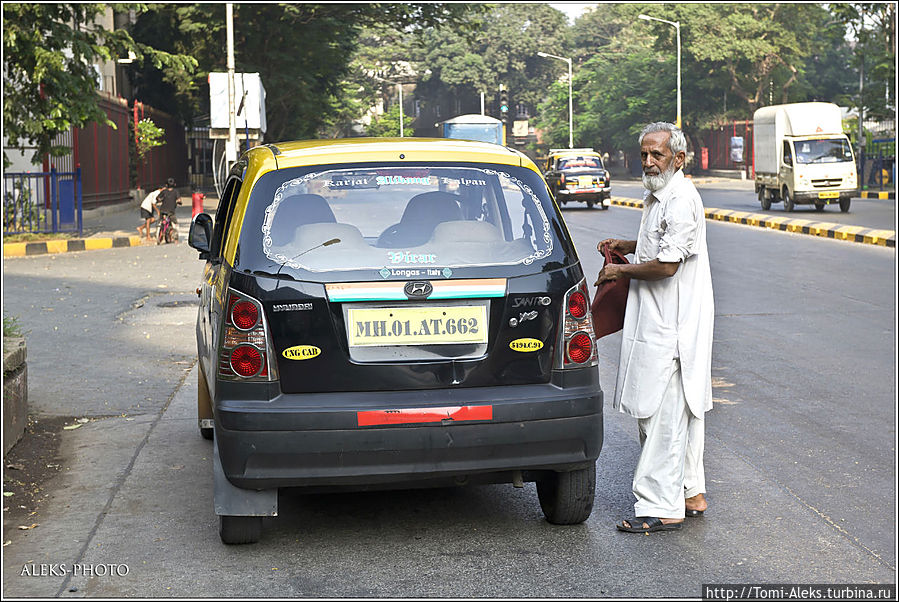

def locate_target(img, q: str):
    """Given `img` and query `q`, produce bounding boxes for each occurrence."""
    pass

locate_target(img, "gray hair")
[639,122,687,155]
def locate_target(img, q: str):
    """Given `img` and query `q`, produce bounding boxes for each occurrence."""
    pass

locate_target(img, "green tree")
[541,3,863,157]
[128,3,480,141]
[412,5,568,122]
[2,3,196,166]
[830,3,896,120]
[365,103,415,138]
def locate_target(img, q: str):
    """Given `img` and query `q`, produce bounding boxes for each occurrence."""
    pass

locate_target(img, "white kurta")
[613,169,714,419]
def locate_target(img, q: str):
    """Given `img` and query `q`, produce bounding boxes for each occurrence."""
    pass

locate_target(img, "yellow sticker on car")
[282,345,322,360]
[509,338,544,352]
[347,305,487,347]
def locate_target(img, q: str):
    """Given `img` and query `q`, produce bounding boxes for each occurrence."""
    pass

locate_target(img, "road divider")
[609,197,895,248]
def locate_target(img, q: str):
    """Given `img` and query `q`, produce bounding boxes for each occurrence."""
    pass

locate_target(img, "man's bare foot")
[685,493,708,513]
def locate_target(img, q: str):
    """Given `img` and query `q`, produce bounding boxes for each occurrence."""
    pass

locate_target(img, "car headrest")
[270,194,336,246]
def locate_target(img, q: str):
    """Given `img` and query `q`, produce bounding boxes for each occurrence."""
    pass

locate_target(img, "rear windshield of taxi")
[235,163,573,281]
[557,156,603,170]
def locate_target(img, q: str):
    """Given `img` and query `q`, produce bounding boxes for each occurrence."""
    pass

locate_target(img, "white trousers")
[632,360,706,519]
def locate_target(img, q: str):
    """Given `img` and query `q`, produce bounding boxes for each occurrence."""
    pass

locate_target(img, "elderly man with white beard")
[595,122,715,533]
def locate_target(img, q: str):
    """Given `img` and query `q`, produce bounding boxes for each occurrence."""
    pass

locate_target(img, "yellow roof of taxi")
[261,137,531,169]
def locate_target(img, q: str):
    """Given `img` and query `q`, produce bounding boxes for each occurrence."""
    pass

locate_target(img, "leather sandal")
[616,516,683,533]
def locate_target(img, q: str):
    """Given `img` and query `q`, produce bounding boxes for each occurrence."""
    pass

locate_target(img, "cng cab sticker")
[509,338,544,352]
[282,345,322,360]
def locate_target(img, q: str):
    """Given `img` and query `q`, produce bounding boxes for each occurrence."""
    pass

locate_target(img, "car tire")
[586,198,595,209]
[839,197,851,213]
[759,187,771,211]
[537,462,596,525]
[783,188,794,212]
[220,515,262,545]
[814,202,825,211]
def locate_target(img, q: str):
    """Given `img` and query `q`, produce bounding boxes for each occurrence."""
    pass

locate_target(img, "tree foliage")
[127,3,481,141]
[411,4,568,122]
[2,3,196,166]
[365,103,415,138]
[535,3,879,155]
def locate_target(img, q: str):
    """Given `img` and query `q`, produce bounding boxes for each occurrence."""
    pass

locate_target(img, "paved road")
[611,177,896,231]
[2,198,895,597]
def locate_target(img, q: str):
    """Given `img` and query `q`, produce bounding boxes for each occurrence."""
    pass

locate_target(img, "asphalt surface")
[2,179,895,597]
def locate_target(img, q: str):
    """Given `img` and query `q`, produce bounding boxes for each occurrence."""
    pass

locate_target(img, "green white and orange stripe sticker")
[326,278,506,302]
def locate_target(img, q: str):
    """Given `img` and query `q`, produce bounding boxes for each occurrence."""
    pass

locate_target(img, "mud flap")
[213,438,278,517]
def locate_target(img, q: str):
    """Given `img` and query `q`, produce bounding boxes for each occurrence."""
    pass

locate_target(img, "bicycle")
[156,212,178,244]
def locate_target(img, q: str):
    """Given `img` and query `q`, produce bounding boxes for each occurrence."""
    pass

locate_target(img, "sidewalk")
[3,193,218,257]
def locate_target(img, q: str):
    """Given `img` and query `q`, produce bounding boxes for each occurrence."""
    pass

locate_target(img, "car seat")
[269,193,336,246]
[377,191,463,247]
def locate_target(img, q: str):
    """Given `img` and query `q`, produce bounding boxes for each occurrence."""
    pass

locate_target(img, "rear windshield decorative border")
[259,167,553,272]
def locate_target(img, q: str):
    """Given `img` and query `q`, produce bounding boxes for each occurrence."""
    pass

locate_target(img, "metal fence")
[3,168,82,236]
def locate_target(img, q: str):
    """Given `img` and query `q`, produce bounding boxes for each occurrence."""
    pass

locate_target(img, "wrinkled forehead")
[640,130,672,153]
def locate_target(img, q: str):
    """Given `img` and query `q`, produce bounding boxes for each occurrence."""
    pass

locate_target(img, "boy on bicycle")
[155,177,181,242]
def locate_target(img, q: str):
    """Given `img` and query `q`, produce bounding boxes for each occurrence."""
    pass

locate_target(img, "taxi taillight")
[557,279,598,369]
[219,290,277,381]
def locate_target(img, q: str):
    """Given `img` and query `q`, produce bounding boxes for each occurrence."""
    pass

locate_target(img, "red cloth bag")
[591,247,631,338]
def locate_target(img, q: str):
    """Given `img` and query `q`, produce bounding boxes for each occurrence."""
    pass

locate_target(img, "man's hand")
[595,263,625,286]
[597,238,636,255]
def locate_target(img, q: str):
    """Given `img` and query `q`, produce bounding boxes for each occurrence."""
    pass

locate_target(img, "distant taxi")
[543,148,612,209]
[188,138,603,544]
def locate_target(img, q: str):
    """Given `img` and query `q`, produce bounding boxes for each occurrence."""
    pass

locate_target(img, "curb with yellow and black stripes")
[859,190,895,200]
[611,198,895,248]
[3,236,144,257]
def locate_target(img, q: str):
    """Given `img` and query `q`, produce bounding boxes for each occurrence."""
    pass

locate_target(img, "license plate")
[578,176,594,187]
[347,305,488,347]
[818,191,839,199]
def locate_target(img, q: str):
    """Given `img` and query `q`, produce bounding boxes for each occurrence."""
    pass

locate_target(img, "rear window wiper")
[249,238,343,281]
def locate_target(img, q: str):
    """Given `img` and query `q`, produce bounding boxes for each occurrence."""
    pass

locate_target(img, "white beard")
[642,164,676,192]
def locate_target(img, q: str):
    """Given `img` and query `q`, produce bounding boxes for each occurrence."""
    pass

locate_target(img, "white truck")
[753,102,857,213]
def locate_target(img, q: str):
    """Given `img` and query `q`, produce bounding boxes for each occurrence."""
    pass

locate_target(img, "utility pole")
[226,3,237,166]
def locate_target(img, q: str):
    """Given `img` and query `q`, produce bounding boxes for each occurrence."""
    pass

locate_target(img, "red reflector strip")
[357,405,493,427]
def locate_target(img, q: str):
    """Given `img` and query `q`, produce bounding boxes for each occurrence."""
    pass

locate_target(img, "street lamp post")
[638,14,681,129]
[537,51,573,148]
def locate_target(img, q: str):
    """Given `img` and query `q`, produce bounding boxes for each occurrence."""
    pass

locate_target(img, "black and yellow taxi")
[188,138,603,544]
[543,148,611,209]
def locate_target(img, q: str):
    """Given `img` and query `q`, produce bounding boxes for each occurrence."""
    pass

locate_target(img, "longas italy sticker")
[282,345,322,360]
[509,338,544,352]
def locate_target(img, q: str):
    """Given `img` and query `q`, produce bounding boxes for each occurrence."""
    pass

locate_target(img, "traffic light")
[499,88,509,116]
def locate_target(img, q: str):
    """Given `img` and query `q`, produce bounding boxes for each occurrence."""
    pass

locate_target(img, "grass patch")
[3,315,26,337]
[3,232,77,243]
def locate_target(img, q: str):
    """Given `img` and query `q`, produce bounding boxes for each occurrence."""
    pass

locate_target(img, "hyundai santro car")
[188,138,603,544]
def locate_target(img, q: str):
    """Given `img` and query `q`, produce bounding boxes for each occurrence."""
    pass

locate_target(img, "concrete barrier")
[3,337,28,455]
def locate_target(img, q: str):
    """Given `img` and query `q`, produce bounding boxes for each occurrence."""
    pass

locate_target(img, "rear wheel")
[759,187,771,211]
[814,202,825,211]
[537,462,596,525]
[219,515,262,545]
[586,198,595,209]
[839,197,851,212]
[783,188,794,212]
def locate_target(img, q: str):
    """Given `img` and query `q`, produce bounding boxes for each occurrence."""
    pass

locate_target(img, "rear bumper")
[214,371,603,490]
[558,187,610,199]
